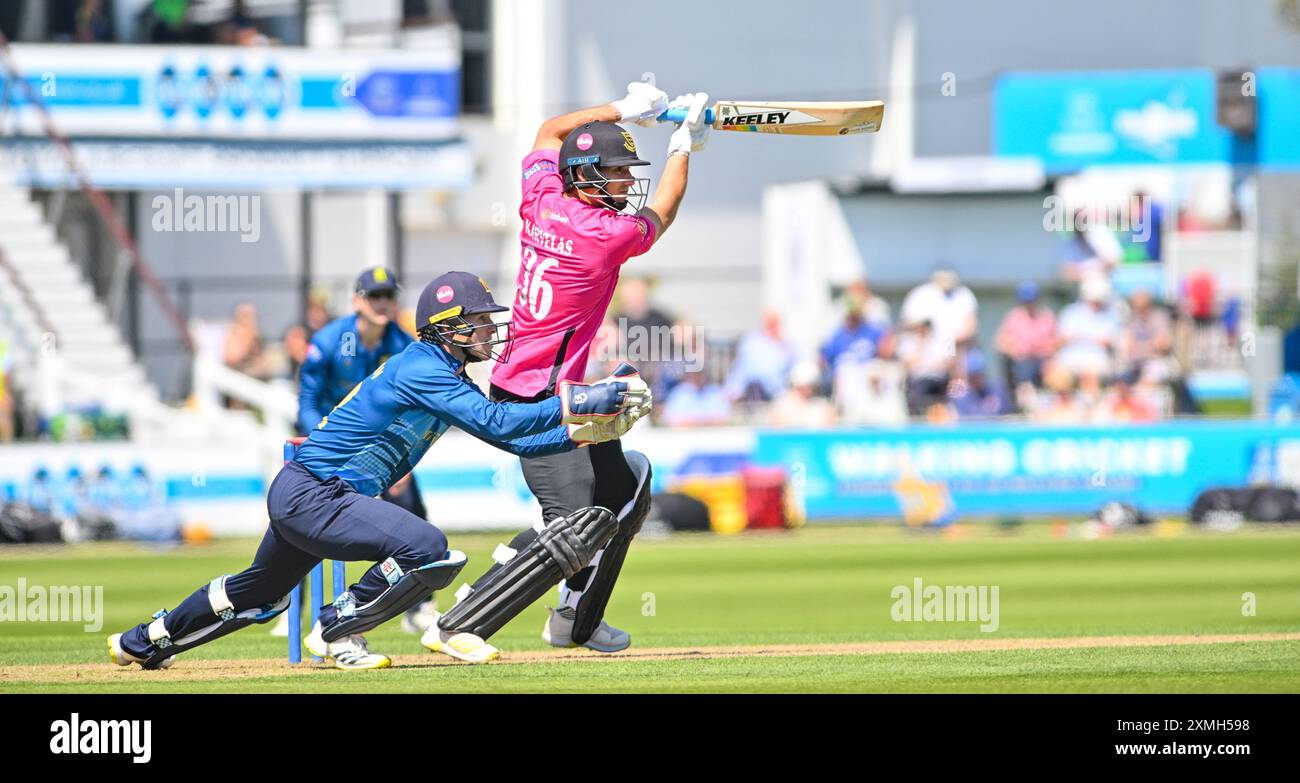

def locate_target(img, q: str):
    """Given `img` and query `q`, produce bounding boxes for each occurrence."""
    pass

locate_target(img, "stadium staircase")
[0,168,154,400]
[0,162,285,444]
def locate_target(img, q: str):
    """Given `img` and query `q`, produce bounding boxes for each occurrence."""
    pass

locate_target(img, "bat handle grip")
[657,107,715,124]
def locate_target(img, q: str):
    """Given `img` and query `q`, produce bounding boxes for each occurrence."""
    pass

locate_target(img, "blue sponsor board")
[2,45,460,141]
[1258,67,1300,171]
[1,74,143,107]
[994,70,1233,171]
[994,68,1300,171]
[754,421,1300,519]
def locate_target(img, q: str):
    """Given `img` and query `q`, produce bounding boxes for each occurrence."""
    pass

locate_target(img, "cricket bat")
[657,100,884,136]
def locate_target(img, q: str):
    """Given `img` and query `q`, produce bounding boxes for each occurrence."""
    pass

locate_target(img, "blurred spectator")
[614,277,674,342]
[141,0,193,42]
[213,2,269,46]
[1032,365,1087,424]
[995,281,1056,389]
[586,316,621,381]
[842,278,892,329]
[1052,276,1120,378]
[613,277,678,393]
[661,370,731,427]
[1181,271,1217,326]
[833,336,908,426]
[767,361,838,428]
[75,0,114,42]
[305,292,333,336]
[282,324,310,381]
[1125,191,1163,263]
[1104,378,1159,423]
[897,317,955,416]
[1060,207,1122,283]
[0,339,14,443]
[1076,370,1107,421]
[820,299,886,373]
[900,267,978,354]
[223,304,273,404]
[1120,288,1173,382]
[949,352,1012,419]
[726,310,797,403]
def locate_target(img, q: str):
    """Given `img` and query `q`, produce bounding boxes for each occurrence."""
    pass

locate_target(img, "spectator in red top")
[995,281,1056,390]
[1183,272,1217,326]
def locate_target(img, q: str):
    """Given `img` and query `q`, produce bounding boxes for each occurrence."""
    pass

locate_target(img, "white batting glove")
[611,82,670,127]
[667,92,711,156]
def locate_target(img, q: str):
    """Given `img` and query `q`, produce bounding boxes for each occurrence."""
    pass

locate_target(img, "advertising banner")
[755,421,1300,519]
[1,44,460,141]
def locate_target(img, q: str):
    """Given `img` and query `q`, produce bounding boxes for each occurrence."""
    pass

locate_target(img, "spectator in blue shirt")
[725,309,797,403]
[821,301,885,374]
[950,351,1013,419]
[663,370,731,427]
[298,267,412,435]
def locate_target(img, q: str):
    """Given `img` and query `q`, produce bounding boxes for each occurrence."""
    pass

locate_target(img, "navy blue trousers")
[120,461,447,658]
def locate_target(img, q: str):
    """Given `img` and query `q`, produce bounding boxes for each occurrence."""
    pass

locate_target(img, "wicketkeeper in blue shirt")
[297,267,436,633]
[108,271,651,670]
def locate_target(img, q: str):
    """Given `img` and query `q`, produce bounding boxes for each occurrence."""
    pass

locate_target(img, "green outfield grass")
[2,523,1299,693]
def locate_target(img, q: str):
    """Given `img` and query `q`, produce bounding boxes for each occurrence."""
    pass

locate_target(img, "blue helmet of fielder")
[415,271,512,362]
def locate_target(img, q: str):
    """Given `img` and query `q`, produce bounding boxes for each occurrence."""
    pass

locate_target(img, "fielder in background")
[108,271,651,671]
[429,80,708,658]
[295,267,437,634]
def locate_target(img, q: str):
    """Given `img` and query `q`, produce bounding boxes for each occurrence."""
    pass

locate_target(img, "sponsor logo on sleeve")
[523,160,558,181]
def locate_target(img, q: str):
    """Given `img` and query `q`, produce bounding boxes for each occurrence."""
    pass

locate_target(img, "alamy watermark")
[0,578,104,632]
[890,577,1000,632]
[593,317,706,373]
[1042,194,1151,243]
[151,188,261,243]
[50,714,152,764]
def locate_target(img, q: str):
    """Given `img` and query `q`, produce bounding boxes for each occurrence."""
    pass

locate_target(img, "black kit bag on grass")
[1245,486,1300,523]
[1188,487,1252,524]
[650,492,712,532]
[0,503,64,544]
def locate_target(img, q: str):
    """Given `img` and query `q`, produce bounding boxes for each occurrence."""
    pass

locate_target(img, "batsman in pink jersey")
[430,82,710,659]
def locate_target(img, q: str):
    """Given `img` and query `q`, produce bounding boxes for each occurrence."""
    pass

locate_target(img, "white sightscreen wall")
[839,191,1060,288]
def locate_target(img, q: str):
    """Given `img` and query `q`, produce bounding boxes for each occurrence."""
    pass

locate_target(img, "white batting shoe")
[542,606,631,653]
[107,633,176,669]
[304,621,391,670]
[421,612,499,663]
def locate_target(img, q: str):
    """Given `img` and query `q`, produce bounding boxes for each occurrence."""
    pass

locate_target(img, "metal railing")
[0,29,194,354]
